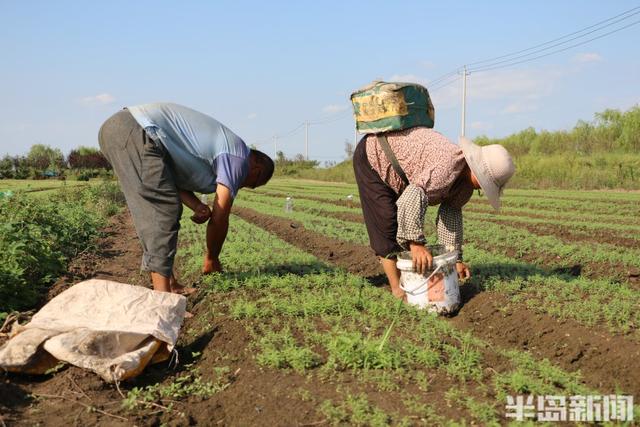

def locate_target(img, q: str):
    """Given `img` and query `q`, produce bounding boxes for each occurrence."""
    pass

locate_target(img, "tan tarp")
[0,279,186,382]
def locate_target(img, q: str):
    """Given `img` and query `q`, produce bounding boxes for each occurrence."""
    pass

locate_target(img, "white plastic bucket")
[397,246,461,314]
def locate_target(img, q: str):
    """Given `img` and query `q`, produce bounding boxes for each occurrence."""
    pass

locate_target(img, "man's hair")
[250,149,275,185]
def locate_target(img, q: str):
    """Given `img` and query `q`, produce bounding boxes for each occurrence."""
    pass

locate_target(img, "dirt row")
[233,206,640,399]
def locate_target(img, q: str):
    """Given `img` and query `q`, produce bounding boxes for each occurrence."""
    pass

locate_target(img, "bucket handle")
[399,265,443,295]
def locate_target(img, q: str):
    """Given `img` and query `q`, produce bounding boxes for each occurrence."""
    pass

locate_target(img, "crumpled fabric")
[0,279,186,382]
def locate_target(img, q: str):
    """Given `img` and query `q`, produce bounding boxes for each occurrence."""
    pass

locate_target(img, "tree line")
[474,105,640,156]
[0,145,111,180]
[473,105,640,189]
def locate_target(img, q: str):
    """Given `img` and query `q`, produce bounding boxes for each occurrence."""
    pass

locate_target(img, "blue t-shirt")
[128,102,249,197]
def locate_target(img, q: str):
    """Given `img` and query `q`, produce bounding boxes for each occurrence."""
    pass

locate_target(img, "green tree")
[0,155,13,179]
[12,156,30,179]
[26,144,64,172]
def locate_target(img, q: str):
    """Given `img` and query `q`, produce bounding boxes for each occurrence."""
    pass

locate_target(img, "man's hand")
[203,254,223,274]
[190,203,211,224]
[456,261,471,281]
[409,242,432,275]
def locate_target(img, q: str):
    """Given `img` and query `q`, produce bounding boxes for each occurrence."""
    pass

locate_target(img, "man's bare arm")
[179,190,203,211]
[203,185,233,273]
[179,190,211,224]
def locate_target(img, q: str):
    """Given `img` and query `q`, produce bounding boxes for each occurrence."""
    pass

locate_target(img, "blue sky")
[1,1,638,162]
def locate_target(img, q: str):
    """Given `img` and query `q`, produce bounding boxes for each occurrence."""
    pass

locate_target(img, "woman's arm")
[436,203,470,280]
[396,184,432,274]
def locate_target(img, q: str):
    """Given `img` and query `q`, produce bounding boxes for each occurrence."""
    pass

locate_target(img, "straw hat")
[459,137,515,211]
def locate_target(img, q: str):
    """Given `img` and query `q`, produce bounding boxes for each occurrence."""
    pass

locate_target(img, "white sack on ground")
[0,279,186,382]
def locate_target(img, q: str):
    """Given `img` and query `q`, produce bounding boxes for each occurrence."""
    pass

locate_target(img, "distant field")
[0,179,95,198]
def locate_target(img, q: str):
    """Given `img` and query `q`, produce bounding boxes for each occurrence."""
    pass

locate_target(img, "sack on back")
[351,81,435,134]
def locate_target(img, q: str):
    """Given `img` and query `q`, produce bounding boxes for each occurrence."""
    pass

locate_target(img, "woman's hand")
[409,242,432,275]
[456,262,471,281]
[190,203,211,224]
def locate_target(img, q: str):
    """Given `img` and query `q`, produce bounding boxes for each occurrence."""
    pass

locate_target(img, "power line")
[430,74,461,93]
[467,13,640,72]
[426,6,640,90]
[275,123,305,139]
[467,6,640,68]
[427,69,463,87]
[308,110,352,125]
[469,19,640,73]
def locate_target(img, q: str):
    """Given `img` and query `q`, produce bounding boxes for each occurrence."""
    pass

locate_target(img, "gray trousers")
[98,109,182,277]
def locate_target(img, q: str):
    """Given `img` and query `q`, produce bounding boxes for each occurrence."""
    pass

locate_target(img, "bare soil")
[233,206,640,398]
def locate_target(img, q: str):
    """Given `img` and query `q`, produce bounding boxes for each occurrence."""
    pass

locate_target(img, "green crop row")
[233,197,368,244]
[461,217,640,271]
[233,192,640,336]
[0,179,89,192]
[265,178,640,207]
[465,200,639,226]
[237,192,640,273]
[466,196,640,218]
[169,214,639,425]
[242,191,359,214]
[465,244,640,336]
[246,189,639,276]
[501,188,640,203]
[246,189,640,241]
[254,182,640,232]
[0,182,124,317]
[464,208,640,235]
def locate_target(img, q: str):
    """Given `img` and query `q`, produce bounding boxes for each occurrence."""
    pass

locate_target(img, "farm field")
[1,178,639,425]
[0,179,92,199]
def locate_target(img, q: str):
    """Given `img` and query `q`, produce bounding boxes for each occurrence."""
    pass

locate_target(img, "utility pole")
[461,65,468,137]
[304,121,309,160]
[273,135,277,160]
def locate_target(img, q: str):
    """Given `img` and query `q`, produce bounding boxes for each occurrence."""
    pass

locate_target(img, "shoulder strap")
[376,134,410,187]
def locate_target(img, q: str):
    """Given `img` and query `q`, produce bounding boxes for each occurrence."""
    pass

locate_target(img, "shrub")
[0,183,124,314]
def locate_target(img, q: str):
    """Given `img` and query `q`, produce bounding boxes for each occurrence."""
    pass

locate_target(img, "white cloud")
[431,66,563,110]
[500,101,539,114]
[322,104,348,114]
[79,93,115,106]
[388,74,429,86]
[468,69,558,100]
[470,121,493,132]
[247,112,257,120]
[573,52,603,63]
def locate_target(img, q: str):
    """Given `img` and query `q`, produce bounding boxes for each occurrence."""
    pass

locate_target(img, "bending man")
[99,102,274,293]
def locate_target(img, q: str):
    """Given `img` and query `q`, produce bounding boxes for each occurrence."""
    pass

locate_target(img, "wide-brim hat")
[459,137,515,211]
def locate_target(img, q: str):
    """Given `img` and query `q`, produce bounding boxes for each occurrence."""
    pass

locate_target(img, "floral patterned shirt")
[364,127,474,260]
